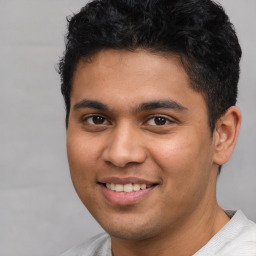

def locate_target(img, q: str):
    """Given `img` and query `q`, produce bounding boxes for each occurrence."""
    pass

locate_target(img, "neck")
[111,187,230,256]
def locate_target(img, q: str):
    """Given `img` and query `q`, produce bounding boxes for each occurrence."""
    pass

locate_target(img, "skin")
[67,49,241,256]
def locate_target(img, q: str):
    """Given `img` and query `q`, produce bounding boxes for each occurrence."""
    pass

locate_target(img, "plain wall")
[0,1,255,255]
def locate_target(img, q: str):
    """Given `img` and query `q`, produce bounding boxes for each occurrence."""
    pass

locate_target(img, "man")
[58,0,256,255]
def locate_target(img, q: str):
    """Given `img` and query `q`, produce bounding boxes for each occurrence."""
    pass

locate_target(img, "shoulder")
[59,233,111,256]
[194,210,256,256]
[219,210,256,255]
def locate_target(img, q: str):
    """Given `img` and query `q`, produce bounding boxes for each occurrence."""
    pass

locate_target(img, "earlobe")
[213,106,241,165]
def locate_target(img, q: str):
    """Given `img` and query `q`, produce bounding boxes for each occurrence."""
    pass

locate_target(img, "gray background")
[0,0,255,255]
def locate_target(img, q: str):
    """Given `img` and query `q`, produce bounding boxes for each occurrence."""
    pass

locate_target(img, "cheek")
[151,134,198,169]
[66,133,103,209]
[67,131,100,190]
[149,134,214,215]
[150,131,213,188]
[67,131,98,168]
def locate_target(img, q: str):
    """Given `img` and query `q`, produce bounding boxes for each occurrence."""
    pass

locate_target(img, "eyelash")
[145,115,174,126]
[83,115,110,125]
[82,114,174,126]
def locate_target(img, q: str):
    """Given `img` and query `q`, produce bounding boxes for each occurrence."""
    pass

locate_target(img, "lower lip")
[100,184,156,205]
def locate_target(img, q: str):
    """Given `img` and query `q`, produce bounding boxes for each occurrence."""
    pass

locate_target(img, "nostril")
[102,150,147,168]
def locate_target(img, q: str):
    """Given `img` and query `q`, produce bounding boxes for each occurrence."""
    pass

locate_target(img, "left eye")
[147,116,172,126]
[85,115,108,125]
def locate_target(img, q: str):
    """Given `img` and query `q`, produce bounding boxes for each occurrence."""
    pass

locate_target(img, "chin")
[99,216,161,241]
[108,228,155,241]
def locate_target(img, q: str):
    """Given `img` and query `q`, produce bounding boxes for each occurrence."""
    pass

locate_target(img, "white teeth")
[123,183,133,192]
[106,183,149,192]
[133,184,141,191]
[110,183,115,190]
[141,184,146,189]
[115,184,124,192]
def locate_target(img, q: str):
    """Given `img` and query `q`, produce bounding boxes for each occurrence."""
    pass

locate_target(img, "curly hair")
[58,0,241,132]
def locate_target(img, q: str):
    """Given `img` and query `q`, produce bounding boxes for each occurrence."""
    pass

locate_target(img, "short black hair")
[58,0,241,132]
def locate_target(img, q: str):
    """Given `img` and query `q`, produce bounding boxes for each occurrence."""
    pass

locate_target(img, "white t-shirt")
[60,210,256,256]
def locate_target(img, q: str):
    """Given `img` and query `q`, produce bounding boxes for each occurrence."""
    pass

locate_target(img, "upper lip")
[98,176,159,185]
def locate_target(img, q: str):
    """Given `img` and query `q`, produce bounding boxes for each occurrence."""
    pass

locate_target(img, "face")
[67,49,218,241]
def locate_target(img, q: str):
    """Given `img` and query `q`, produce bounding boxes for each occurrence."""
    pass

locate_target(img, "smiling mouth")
[98,179,158,205]
[99,183,157,193]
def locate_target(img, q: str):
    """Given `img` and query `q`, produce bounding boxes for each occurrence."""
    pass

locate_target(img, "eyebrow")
[134,99,187,113]
[73,99,109,111]
[73,99,187,112]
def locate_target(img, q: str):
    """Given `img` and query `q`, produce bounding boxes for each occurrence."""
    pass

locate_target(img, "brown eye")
[154,117,167,125]
[92,116,105,124]
[85,115,107,125]
[146,116,173,126]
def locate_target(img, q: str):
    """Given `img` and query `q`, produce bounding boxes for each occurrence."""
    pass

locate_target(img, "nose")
[102,124,147,168]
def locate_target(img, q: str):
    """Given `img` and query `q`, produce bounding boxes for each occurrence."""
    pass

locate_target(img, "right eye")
[83,115,109,125]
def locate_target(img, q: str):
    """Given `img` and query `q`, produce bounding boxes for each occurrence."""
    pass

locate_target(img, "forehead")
[71,49,206,112]
[74,49,186,83]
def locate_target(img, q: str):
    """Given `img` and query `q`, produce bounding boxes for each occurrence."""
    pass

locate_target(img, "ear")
[213,106,241,165]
